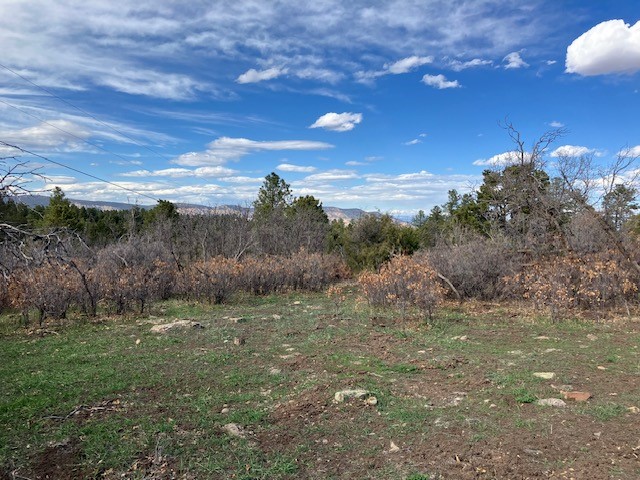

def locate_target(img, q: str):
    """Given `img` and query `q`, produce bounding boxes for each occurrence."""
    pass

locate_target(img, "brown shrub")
[358,255,445,319]
[427,235,520,300]
[509,251,638,320]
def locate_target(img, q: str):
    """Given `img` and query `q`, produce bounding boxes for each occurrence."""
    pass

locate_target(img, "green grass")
[2,292,640,479]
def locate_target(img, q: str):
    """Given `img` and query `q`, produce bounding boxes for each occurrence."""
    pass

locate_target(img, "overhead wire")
[0,62,175,163]
[0,140,159,202]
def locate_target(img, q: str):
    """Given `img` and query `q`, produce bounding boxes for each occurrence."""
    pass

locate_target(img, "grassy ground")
[1,286,640,479]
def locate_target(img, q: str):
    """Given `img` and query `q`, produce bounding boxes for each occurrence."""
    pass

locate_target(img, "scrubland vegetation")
[2,127,640,478]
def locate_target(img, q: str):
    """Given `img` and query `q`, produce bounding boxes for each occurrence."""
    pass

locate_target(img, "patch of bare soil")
[28,438,85,480]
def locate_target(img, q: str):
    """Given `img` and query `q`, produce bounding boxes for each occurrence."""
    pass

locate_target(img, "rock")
[223,423,245,437]
[150,320,199,333]
[233,337,245,346]
[334,389,370,403]
[536,398,566,407]
[388,441,400,453]
[533,372,555,380]
[365,396,378,406]
[221,407,230,414]
[627,406,640,414]
[272,314,282,320]
[269,367,282,376]
[523,448,543,456]
[561,391,591,402]
[597,365,606,370]
[535,336,550,340]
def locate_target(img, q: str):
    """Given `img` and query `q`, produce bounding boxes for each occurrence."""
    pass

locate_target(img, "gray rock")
[223,423,245,437]
[536,398,566,407]
[334,389,370,403]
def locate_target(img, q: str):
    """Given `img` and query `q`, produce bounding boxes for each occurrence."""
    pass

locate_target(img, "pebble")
[533,372,555,379]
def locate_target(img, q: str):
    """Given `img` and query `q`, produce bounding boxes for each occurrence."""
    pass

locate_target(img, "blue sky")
[1,1,639,214]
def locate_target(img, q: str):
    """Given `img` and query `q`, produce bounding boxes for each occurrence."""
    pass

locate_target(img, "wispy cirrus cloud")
[173,137,334,167]
[447,58,492,71]
[236,67,288,84]
[276,163,317,173]
[0,1,557,99]
[356,55,433,83]
[503,51,529,69]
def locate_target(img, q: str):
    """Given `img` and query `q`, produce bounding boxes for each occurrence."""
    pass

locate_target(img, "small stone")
[535,336,550,340]
[293,301,301,305]
[388,441,400,453]
[135,339,141,345]
[272,314,282,320]
[490,404,497,408]
[269,367,282,376]
[365,396,378,406]
[587,334,598,341]
[233,337,245,346]
[628,406,640,414]
[221,407,230,414]
[536,398,566,407]
[544,348,560,353]
[561,391,591,402]
[523,448,543,456]
[597,365,606,370]
[593,432,602,439]
[223,423,245,437]
[334,389,369,403]
[533,372,555,380]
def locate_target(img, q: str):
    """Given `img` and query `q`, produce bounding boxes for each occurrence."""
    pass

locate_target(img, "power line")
[0,62,175,163]
[0,140,159,202]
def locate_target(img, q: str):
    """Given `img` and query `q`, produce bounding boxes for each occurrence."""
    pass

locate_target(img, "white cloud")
[448,58,492,71]
[310,112,363,132]
[173,137,334,167]
[618,145,640,157]
[121,166,238,178]
[566,20,640,76]
[551,145,596,158]
[385,55,434,74]
[503,52,529,69]
[546,60,557,65]
[345,160,368,166]
[303,169,360,183]
[404,139,421,146]
[356,55,433,83]
[549,120,565,128]
[473,151,523,166]
[236,66,288,84]
[0,2,558,100]
[421,74,460,89]
[0,119,91,152]
[276,163,317,173]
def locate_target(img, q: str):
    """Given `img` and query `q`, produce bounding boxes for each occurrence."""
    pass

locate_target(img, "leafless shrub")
[428,235,520,300]
[509,251,638,320]
[358,255,445,319]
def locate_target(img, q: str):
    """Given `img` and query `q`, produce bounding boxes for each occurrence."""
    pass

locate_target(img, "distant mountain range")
[13,195,398,224]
